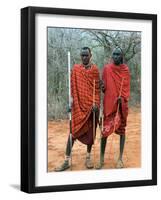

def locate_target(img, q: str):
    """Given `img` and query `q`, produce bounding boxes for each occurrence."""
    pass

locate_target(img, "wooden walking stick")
[68,51,72,170]
[99,81,103,153]
[98,84,104,167]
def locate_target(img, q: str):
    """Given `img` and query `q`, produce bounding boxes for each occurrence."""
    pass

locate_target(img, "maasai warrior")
[96,47,130,169]
[55,47,100,171]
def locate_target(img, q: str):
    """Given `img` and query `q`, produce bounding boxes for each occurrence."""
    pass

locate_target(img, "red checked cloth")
[102,63,130,137]
[71,64,100,138]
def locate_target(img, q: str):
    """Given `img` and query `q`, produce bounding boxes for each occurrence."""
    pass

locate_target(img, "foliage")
[48,28,141,119]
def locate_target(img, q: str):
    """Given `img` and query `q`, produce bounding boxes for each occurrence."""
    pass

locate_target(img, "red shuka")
[71,64,100,139]
[102,63,130,137]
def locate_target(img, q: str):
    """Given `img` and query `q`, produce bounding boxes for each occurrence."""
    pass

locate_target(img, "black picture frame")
[21,6,157,193]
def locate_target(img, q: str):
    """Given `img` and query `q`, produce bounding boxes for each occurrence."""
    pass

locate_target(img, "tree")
[47,28,141,120]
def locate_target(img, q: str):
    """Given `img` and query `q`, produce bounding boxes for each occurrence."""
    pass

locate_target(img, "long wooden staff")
[93,79,96,167]
[99,80,103,156]
[68,51,72,170]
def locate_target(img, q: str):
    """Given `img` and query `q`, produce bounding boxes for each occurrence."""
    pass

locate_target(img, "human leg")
[95,137,107,169]
[54,135,74,172]
[116,134,125,168]
[85,144,94,169]
[65,134,75,156]
[119,134,125,160]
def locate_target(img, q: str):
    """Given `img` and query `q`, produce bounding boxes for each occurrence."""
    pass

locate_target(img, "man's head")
[112,47,123,65]
[80,47,92,66]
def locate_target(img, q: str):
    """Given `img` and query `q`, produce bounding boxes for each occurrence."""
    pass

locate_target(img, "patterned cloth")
[102,63,130,137]
[71,64,100,139]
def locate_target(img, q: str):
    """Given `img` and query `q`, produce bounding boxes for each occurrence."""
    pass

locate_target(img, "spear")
[68,51,72,170]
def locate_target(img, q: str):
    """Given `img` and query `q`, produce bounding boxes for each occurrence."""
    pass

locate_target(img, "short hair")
[81,47,91,54]
[114,46,123,54]
[112,46,124,64]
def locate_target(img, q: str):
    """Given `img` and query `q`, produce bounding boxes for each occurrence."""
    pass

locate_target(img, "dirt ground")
[48,107,141,172]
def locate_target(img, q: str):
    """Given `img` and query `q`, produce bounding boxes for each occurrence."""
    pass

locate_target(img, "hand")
[92,105,99,120]
[92,105,99,113]
[99,80,105,92]
[67,105,72,113]
[117,96,122,104]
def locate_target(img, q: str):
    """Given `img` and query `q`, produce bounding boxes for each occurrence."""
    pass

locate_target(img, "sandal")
[116,159,124,168]
[95,158,104,169]
[85,157,94,169]
[54,160,70,172]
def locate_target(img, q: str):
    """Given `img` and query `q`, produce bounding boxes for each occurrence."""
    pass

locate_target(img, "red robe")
[102,63,130,137]
[71,64,100,144]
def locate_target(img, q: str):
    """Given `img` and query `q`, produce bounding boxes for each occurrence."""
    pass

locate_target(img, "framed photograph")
[21,6,157,193]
